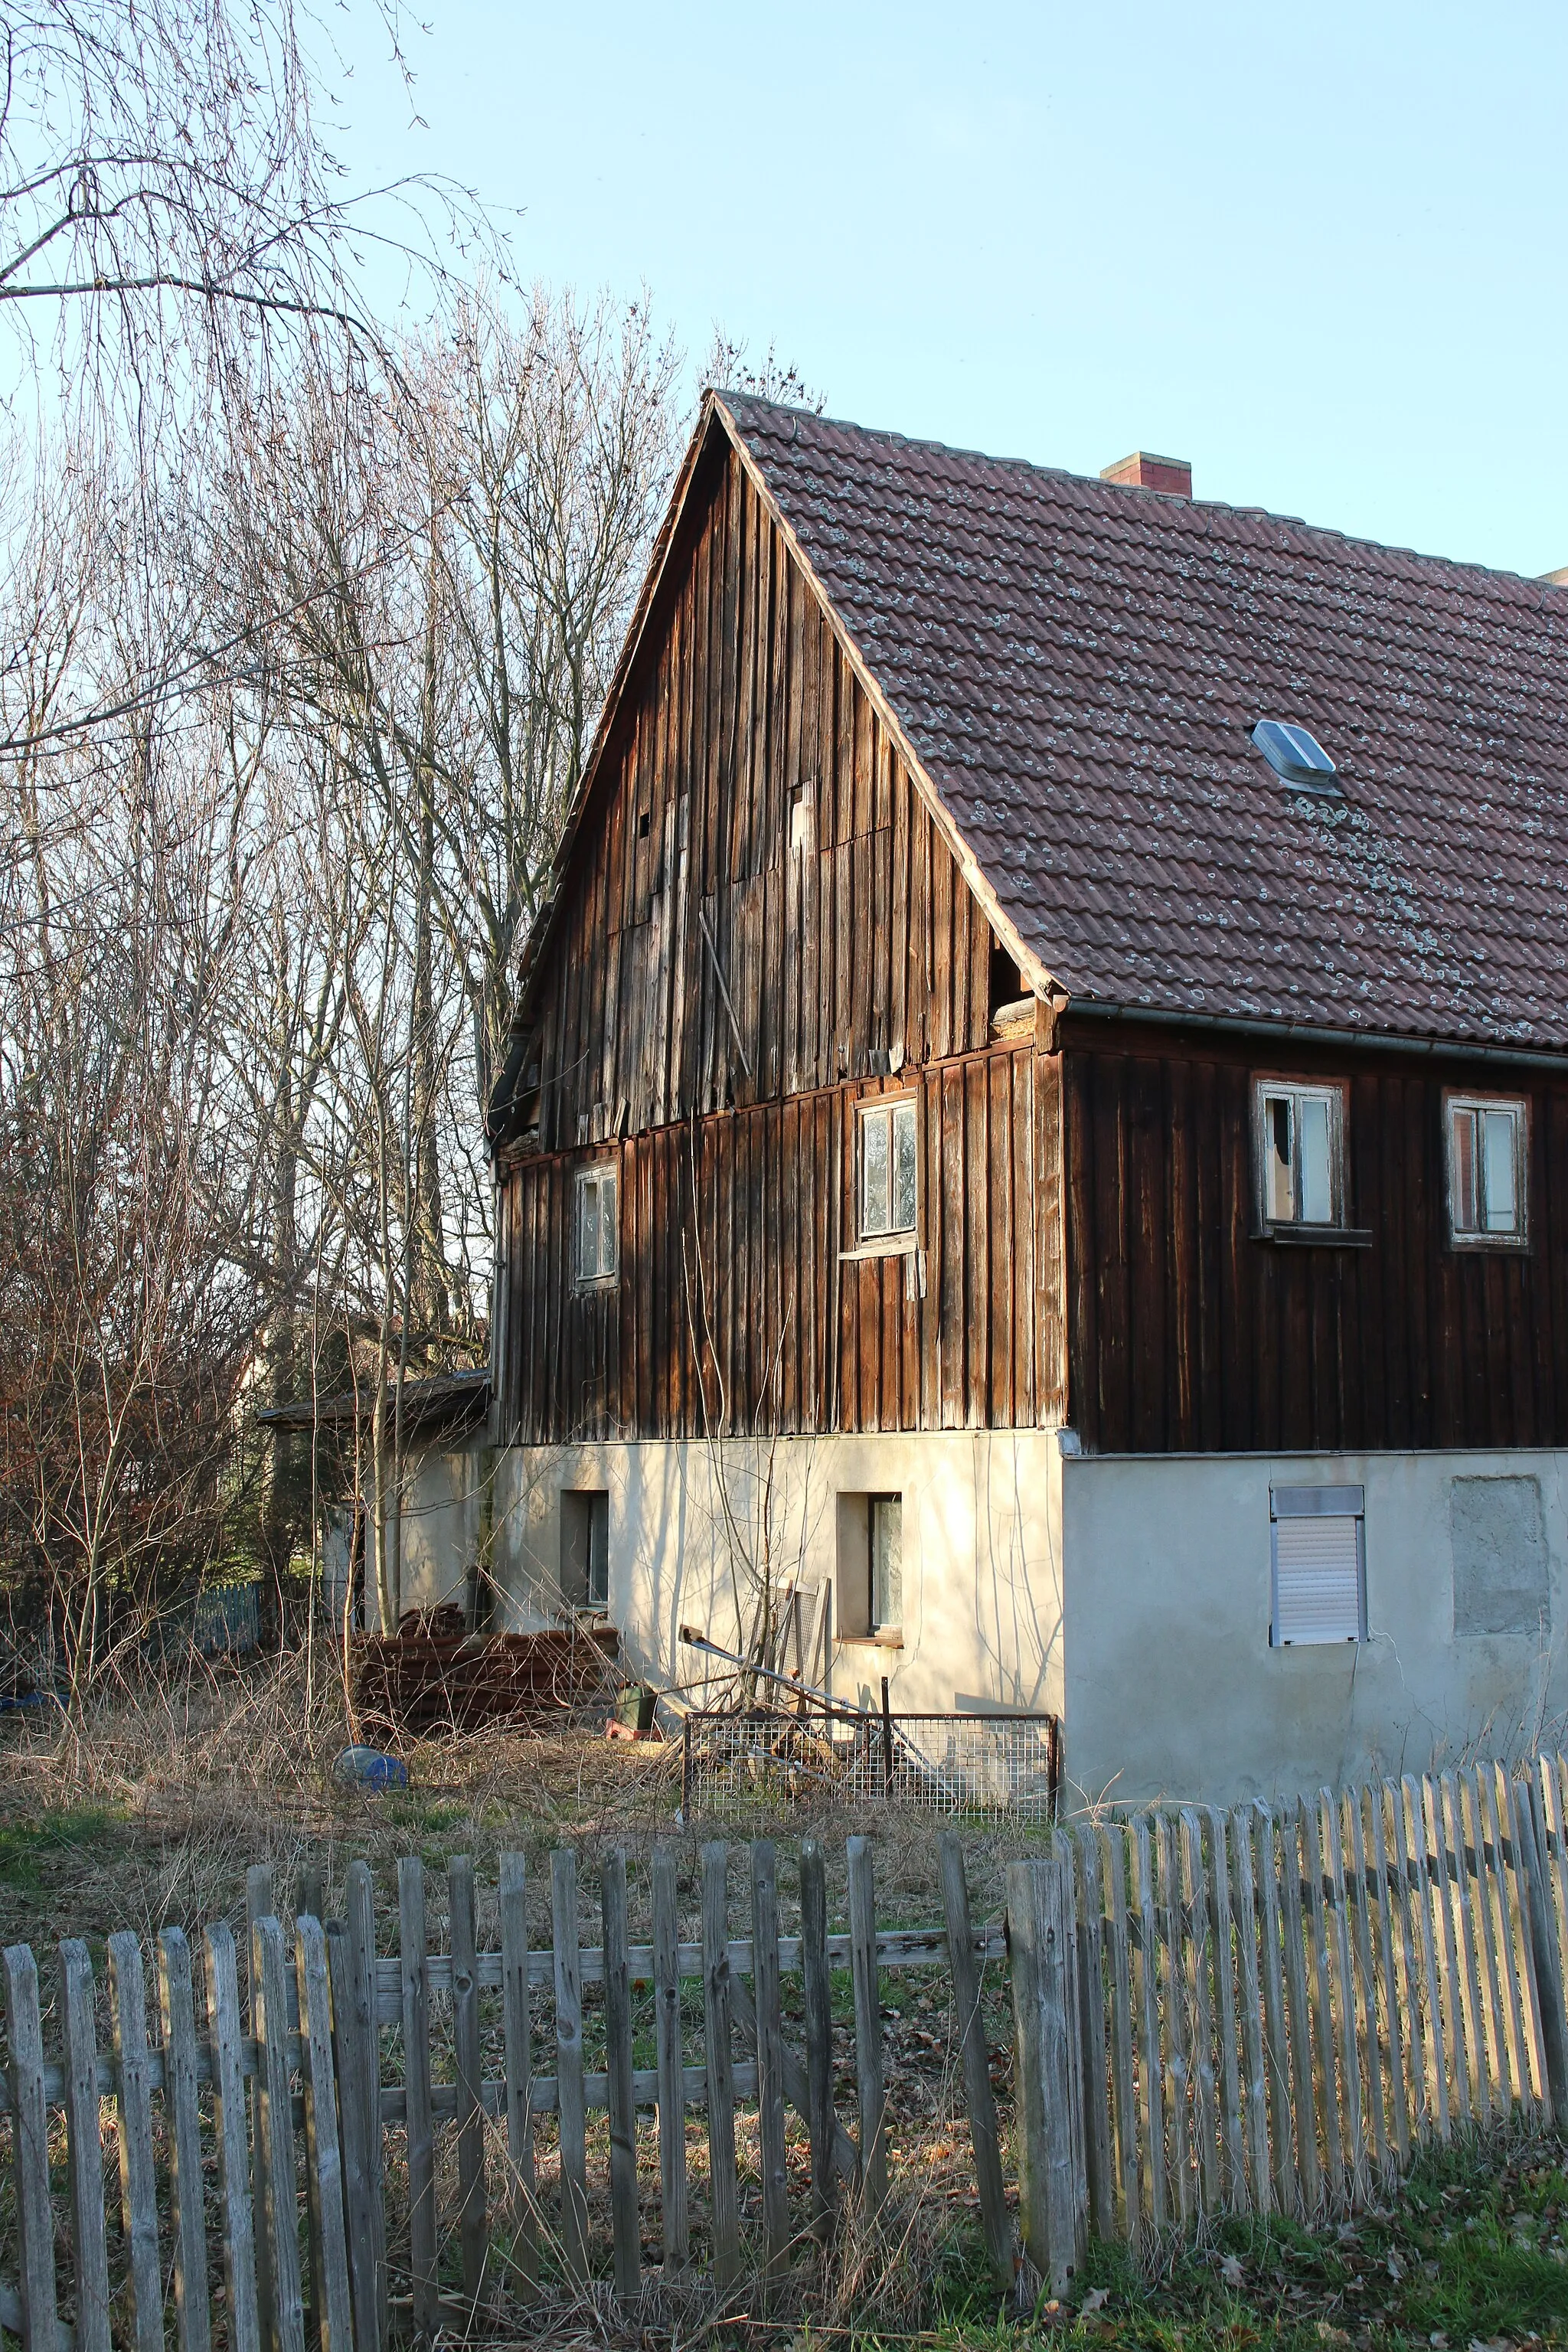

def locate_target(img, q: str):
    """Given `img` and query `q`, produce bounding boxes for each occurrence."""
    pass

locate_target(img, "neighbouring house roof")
[256,1369,489,1442]
[717,395,1568,1057]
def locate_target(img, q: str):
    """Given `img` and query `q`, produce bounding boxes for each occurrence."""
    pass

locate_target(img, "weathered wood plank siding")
[1063,1025,1568,1455]
[495,436,1065,1443]
[498,1049,1063,1444]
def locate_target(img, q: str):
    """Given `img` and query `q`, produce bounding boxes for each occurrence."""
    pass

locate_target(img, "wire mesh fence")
[679,1704,1061,1820]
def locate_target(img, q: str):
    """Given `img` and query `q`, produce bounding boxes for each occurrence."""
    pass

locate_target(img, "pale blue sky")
[335,0,1568,577]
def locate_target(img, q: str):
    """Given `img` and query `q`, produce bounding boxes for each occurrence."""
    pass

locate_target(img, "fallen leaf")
[1081,2288,1110,2313]
[1387,2252,1404,2282]
[1220,2255,1246,2288]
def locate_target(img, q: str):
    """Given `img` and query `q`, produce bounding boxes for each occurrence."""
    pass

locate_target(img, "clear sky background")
[334,0,1568,578]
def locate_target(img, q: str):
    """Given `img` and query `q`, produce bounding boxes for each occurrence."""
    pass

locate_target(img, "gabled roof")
[720,394,1568,1057]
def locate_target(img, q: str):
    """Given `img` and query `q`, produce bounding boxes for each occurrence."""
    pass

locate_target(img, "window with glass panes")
[1447,1096,1527,1244]
[869,1494,903,1633]
[1255,1080,1344,1227]
[574,1163,618,1287]
[859,1097,917,1241]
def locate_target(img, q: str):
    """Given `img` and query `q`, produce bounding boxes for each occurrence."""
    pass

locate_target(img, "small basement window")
[574,1161,619,1288]
[859,1097,918,1242]
[1271,1485,1365,1646]
[1251,718,1338,792]
[837,1491,903,1641]
[560,1490,609,1612]
[1255,1079,1344,1228]
[1447,1094,1527,1246]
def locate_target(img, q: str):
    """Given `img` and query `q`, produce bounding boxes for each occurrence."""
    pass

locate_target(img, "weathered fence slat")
[1447,1776,1491,2129]
[1154,1813,1191,2229]
[157,1929,213,2352]
[801,1838,835,2239]
[1298,1801,1342,2197]
[1132,1820,1167,2230]
[325,1923,380,2352]
[1366,1790,1410,2165]
[397,1859,439,2333]
[550,1846,590,2282]
[1343,1790,1388,2177]
[245,1866,279,2352]
[1179,1810,1220,2212]
[652,1846,688,2271]
[750,1841,789,2281]
[58,1939,112,2352]
[1073,1826,1114,2238]
[253,1916,307,2352]
[5,1942,60,2352]
[448,1857,488,2306]
[344,1861,388,2350]
[1204,1809,1246,2211]
[1318,1790,1364,2193]
[497,1851,537,2292]
[296,1916,354,2352]
[702,1842,742,2290]
[1252,1805,1298,2216]
[1464,1772,1510,2118]
[847,1836,887,2213]
[938,1830,1014,2287]
[108,1929,163,2352]
[1480,1767,1532,2111]
[204,1925,261,2352]
[1102,1827,1139,2233]
[1229,1805,1271,2213]
[1502,1770,1550,2109]
[1008,1856,1083,2295]
[1427,1776,1471,2129]
[1278,1804,1321,2211]
[602,1850,641,2301]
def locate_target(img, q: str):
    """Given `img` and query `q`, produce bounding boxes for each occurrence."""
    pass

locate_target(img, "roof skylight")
[1252,718,1338,791]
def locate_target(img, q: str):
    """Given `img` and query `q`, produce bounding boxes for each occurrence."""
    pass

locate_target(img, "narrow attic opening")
[988,939,1022,1019]
[1251,718,1339,795]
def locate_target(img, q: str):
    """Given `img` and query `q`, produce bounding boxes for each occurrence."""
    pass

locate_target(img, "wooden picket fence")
[6,1754,1568,2348]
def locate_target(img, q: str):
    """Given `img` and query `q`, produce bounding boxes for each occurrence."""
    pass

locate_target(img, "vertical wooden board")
[652,1847,689,2269]
[252,1919,307,2352]
[963,1057,990,1426]
[204,1928,262,2352]
[551,1848,590,2281]
[801,1838,836,2238]
[889,747,910,1067]
[1387,1778,1432,2138]
[294,1919,354,2352]
[846,1838,887,2212]
[1443,1775,1491,2126]
[1204,1809,1247,2211]
[1154,1813,1193,2228]
[396,1858,439,2332]
[601,1851,641,2301]
[1014,1050,1039,1423]
[1008,1857,1083,2294]
[498,1854,537,2288]
[57,1939,112,2352]
[1132,1821,1168,2229]
[1073,1827,1115,2240]
[1298,1799,1344,2196]
[1424,1776,1471,2127]
[1178,1810,1220,2214]
[1402,1776,1451,2139]
[1481,1766,1534,2110]
[1501,1769,1550,2107]
[1277,1807,1321,2212]
[750,1842,789,2280]
[1251,1807,1298,2216]
[1343,1790,1389,2175]
[1462,1771,1509,2116]
[1229,1806,1272,2213]
[1366,1789,1410,2164]
[987,1051,1014,1426]
[5,1942,60,2352]
[325,1926,379,2352]
[106,1932,163,2352]
[701,1843,741,2288]
[448,1857,488,2303]
[1126,1055,1168,1450]
[1100,1828,1141,2235]
[157,1930,214,2352]
[1317,1791,1365,2192]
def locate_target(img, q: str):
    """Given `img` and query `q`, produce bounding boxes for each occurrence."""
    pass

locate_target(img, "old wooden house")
[483,394,1568,1805]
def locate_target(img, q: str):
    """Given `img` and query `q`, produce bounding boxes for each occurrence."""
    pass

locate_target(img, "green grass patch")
[0,1807,123,1894]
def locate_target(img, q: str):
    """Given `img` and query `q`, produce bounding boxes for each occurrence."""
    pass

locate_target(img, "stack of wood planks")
[351,1619,617,1738]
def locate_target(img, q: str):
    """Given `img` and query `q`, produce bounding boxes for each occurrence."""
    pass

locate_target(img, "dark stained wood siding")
[498,1047,1065,1444]
[1063,1024,1568,1455]
[513,441,999,1153]
[494,432,1064,1445]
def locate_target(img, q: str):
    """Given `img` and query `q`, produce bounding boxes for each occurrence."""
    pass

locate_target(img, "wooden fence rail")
[5,1754,1568,2346]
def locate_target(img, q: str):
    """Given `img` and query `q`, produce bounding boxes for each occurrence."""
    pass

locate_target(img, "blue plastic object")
[332,1745,409,1792]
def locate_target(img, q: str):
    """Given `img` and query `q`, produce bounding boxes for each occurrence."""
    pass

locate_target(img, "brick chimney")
[1100,451,1192,498]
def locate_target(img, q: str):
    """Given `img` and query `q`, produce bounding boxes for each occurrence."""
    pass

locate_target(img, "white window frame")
[1270,1484,1366,1648]
[573,1161,619,1290]
[1445,1092,1528,1250]
[1253,1077,1347,1230]
[858,1095,919,1247]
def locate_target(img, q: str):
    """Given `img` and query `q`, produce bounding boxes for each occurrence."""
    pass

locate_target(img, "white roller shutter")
[1271,1485,1364,1646]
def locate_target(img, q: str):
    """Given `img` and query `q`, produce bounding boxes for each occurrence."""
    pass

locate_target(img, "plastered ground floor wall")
[487,1432,1066,1720]
[1061,1448,1568,1810]
[480,1435,1568,1810]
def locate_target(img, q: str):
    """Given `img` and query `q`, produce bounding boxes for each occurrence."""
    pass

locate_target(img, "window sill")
[840,1236,917,1263]
[1448,1233,1529,1253]
[1253,1224,1373,1250]
[837,1632,904,1651]
[573,1275,619,1295]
